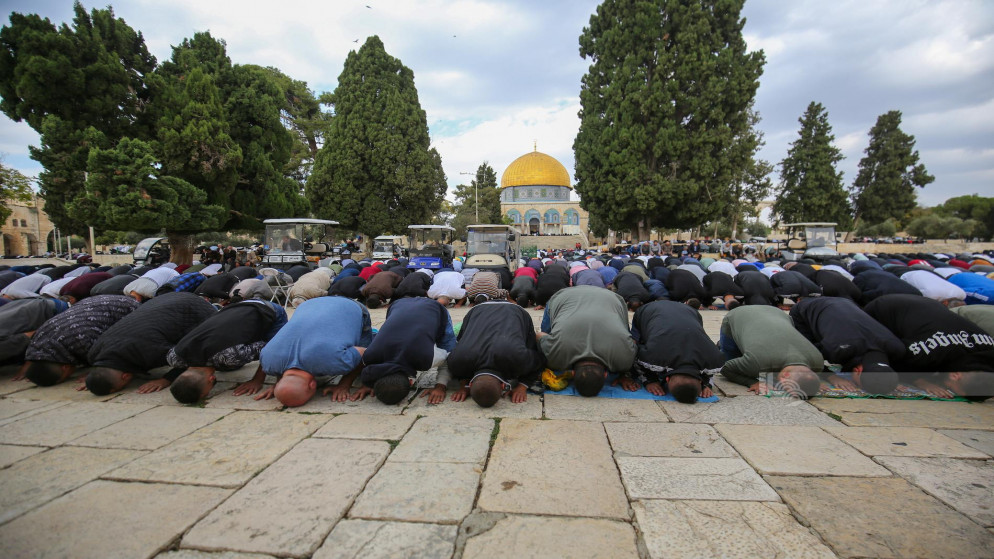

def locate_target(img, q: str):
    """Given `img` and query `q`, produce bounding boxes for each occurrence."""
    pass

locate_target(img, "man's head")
[515,294,529,307]
[946,371,994,402]
[435,296,451,307]
[469,371,509,408]
[85,367,133,395]
[365,294,382,309]
[373,373,411,405]
[666,372,702,404]
[473,293,489,305]
[854,360,898,395]
[627,298,642,311]
[573,360,606,397]
[777,366,821,399]
[169,367,217,404]
[273,368,317,407]
[685,298,701,310]
[24,361,75,387]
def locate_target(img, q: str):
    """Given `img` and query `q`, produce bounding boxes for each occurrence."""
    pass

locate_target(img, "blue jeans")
[718,332,742,361]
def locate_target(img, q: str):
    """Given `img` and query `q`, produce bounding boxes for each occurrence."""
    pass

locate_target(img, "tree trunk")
[167,232,195,265]
[731,214,739,240]
[637,217,651,242]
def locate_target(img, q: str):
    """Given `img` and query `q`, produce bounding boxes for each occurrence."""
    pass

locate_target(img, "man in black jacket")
[613,271,651,310]
[853,269,922,306]
[167,299,288,403]
[85,292,217,395]
[790,297,905,394]
[864,294,994,400]
[664,268,707,309]
[443,301,546,407]
[625,300,722,403]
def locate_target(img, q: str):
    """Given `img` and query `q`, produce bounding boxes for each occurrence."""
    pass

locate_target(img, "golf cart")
[133,237,169,266]
[261,218,340,269]
[779,222,840,262]
[406,225,455,269]
[464,224,519,272]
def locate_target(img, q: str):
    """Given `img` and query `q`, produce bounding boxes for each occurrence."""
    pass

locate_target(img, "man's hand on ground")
[643,381,664,396]
[748,381,768,395]
[509,383,527,403]
[612,376,639,392]
[137,378,170,394]
[323,383,352,402]
[420,384,446,404]
[351,386,373,401]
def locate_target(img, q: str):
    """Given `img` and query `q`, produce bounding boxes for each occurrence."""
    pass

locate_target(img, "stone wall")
[1,194,54,257]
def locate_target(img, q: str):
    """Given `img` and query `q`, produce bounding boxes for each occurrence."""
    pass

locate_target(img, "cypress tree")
[772,102,851,227]
[574,0,764,238]
[851,110,934,227]
[307,36,446,238]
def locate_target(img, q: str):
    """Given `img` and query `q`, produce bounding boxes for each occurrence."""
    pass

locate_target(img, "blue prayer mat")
[547,373,720,403]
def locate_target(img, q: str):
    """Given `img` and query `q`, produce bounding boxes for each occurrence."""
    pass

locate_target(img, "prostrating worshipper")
[625,300,722,403]
[328,275,366,300]
[770,270,823,304]
[789,296,904,394]
[534,265,570,309]
[440,300,546,407]
[734,268,777,307]
[465,270,508,305]
[427,270,467,307]
[0,298,69,366]
[288,269,334,308]
[664,268,708,309]
[864,294,994,400]
[813,268,862,302]
[946,272,994,306]
[853,269,922,306]
[238,296,373,407]
[59,272,113,304]
[360,269,402,309]
[613,270,651,310]
[718,305,824,397]
[359,297,456,405]
[84,292,216,395]
[703,271,743,310]
[537,286,636,397]
[20,295,139,386]
[899,269,967,306]
[1,272,51,300]
[392,269,433,300]
[166,299,288,403]
[950,304,994,336]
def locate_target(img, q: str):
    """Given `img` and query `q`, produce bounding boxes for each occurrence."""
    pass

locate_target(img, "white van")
[372,235,408,261]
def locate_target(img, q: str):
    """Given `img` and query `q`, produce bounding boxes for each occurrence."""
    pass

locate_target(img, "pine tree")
[772,102,851,227]
[851,110,934,226]
[574,0,764,238]
[307,36,446,239]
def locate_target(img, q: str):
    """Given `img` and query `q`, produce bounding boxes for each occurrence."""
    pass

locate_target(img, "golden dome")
[500,148,571,189]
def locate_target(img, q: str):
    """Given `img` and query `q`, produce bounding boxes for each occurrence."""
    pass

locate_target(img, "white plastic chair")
[259,268,293,306]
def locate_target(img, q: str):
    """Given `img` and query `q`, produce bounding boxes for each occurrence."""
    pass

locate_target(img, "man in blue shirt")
[235,296,374,407]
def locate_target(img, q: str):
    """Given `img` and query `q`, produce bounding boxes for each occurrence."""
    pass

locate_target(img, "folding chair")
[259,268,293,306]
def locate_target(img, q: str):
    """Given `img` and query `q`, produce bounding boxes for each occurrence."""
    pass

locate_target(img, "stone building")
[499,147,589,241]
[2,194,54,257]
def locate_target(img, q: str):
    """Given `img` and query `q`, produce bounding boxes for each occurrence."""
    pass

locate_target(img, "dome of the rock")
[500,150,571,189]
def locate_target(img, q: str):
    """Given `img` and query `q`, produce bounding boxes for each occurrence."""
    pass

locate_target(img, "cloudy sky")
[1,0,992,213]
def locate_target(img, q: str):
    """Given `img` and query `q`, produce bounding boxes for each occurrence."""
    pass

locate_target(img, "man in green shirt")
[537,286,636,396]
[719,305,823,397]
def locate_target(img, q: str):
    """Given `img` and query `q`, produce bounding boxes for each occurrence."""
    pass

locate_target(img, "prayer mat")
[546,373,720,403]
[763,374,970,402]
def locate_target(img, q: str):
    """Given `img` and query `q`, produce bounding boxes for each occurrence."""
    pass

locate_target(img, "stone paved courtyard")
[1,306,993,558]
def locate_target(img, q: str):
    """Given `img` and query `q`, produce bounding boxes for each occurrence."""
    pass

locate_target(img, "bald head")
[274,369,317,407]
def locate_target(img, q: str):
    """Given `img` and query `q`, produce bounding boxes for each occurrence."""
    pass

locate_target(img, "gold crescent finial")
[533,140,537,152]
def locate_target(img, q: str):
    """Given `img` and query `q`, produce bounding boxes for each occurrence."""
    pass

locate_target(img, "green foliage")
[772,102,852,227]
[934,195,994,240]
[741,220,769,237]
[851,110,934,225]
[307,36,446,239]
[906,214,982,241]
[856,218,898,239]
[574,0,765,235]
[449,162,502,236]
[0,158,34,223]
[68,137,226,233]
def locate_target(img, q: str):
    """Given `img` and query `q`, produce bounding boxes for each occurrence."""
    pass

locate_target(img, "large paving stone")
[349,461,479,523]
[633,500,836,559]
[183,438,388,557]
[0,445,144,524]
[313,519,457,559]
[313,413,416,440]
[717,424,890,476]
[825,426,989,458]
[404,392,543,419]
[106,410,329,487]
[69,406,231,450]
[159,552,276,559]
[388,416,492,464]
[478,419,629,519]
[293,394,407,414]
[939,429,994,457]
[0,401,153,446]
[660,395,839,426]
[12,379,120,402]
[544,394,670,422]
[0,375,35,396]
[618,457,779,501]
[877,456,994,526]
[0,398,67,424]
[202,388,286,411]
[770,475,994,559]
[711,375,752,396]
[812,398,994,429]
[605,422,738,457]
[462,515,639,559]
[0,479,231,559]
[0,444,45,468]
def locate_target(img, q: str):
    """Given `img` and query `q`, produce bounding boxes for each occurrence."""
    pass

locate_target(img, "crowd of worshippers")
[1,247,994,408]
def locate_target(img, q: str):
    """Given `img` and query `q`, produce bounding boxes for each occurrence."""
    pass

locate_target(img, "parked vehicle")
[371,235,409,261]
[260,218,340,269]
[778,223,840,262]
[464,224,519,272]
[406,225,455,270]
